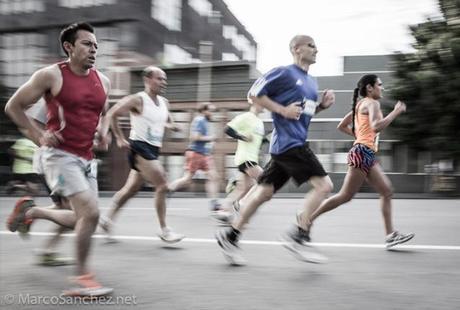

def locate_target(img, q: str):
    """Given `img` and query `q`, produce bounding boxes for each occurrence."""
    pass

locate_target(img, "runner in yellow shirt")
[213,101,266,223]
[7,137,39,195]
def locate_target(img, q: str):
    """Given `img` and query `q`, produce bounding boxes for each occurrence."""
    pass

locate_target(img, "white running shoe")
[281,226,328,264]
[215,229,246,266]
[158,227,185,244]
[385,231,415,249]
[99,216,118,243]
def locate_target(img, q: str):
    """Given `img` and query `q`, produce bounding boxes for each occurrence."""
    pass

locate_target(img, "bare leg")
[136,156,169,229]
[307,167,366,226]
[233,184,274,231]
[223,165,263,211]
[366,163,394,235]
[107,170,144,223]
[42,226,69,252]
[222,172,252,210]
[68,189,99,275]
[26,207,76,229]
[297,175,333,230]
[168,171,193,192]
[205,168,220,200]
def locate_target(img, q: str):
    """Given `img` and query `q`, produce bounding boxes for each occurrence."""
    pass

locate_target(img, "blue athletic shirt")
[248,64,319,155]
[188,115,211,155]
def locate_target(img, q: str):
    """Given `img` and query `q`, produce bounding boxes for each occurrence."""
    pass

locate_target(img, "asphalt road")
[1,196,459,310]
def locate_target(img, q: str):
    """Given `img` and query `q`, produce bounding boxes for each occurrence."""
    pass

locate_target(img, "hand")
[39,130,63,147]
[116,138,130,150]
[282,102,303,119]
[394,101,406,114]
[320,89,335,109]
[169,124,181,132]
[93,132,111,151]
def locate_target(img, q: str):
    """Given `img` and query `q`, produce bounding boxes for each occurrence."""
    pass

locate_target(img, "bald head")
[142,66,165,78]
[289,35,313,55]
[142,65,167,95]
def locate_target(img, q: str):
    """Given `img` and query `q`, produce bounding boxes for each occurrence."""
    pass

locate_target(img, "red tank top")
[45,62,107,160]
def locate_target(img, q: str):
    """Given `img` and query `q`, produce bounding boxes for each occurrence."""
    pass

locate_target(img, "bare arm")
[368,100,406,133]
[108,94,142,149]
[5,68,58,146]
[164,99,180,132]
[249,95,302,119]
[337,111,355,137]
[95,74,112,151]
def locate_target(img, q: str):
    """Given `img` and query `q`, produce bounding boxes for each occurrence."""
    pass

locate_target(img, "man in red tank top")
[5,22,112,297]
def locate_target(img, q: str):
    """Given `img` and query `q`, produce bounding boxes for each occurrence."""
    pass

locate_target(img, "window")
[0,0,44,14]
[188,0,212,16]
[222,53,239,61]
[222,25,256,61]
[163,44,192,64]
[152,0,182,31]
[0,33,45,88]
[58,0,116,8]
[223,25,237,40]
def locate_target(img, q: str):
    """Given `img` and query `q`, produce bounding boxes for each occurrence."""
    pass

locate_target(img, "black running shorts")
[258,144,327,192]
[128,139,160,171]
[237,161,259,174]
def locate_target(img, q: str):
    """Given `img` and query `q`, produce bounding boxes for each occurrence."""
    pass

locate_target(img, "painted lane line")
[1,231,459,251]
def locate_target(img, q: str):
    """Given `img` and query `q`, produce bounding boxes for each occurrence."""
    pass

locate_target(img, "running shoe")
[99,216,118,243]
[281,225,328,264]
[62,273,113,297]
[212,210,233,225]
[6,196,35,236]
[158,227,185,243]
[215,228,246,266]
[37,252,75,267]
[211,200,241,225]
[385,231,415,249]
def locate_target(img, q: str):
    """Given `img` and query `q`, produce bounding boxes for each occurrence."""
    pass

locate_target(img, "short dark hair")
[197,102,210,112]
[59,22,94,56]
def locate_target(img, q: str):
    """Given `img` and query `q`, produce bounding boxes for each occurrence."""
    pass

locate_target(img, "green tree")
[389,0,460,160]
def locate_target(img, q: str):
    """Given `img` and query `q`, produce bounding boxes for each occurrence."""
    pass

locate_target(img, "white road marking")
[1,231,459,251]
[98,207,192,211]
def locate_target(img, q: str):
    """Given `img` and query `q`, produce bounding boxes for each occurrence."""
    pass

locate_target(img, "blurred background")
[0,0,459,196]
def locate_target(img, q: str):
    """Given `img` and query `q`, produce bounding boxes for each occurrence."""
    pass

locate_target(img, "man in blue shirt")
[216,35,335,265]
[168,102,221,210]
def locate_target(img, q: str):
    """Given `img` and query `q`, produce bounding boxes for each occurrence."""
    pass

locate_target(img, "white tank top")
[129,91,169,147]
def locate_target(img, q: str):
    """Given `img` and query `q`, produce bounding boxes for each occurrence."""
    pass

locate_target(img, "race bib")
[302,99,318,116]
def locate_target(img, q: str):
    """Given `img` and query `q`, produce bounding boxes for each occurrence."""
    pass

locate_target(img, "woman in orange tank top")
[300,74,415,249]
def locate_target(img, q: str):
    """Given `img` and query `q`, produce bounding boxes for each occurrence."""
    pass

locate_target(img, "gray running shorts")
[37,147,98,197]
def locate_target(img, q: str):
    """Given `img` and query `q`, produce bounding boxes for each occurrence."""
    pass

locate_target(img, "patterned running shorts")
[347,143,376,174]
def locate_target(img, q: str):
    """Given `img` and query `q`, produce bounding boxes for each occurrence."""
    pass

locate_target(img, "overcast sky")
[224,0,441,76]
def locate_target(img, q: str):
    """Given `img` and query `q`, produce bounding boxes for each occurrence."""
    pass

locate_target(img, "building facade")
[0,0,257,189]
[0,0,256,92]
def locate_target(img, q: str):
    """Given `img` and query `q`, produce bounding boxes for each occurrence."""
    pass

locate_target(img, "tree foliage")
[388,0,460,159]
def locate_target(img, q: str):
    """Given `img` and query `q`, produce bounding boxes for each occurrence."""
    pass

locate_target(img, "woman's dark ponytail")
[351,87,359,134]
[351,74,379,135]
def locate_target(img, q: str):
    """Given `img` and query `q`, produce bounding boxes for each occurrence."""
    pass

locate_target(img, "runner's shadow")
[386,248,418,254]
[159,245,185,250]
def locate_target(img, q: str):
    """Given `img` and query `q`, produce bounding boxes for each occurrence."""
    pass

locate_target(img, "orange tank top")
[353,99,379,152]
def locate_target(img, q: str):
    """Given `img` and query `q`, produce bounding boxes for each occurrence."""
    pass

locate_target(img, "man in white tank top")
[100,66,184,243]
